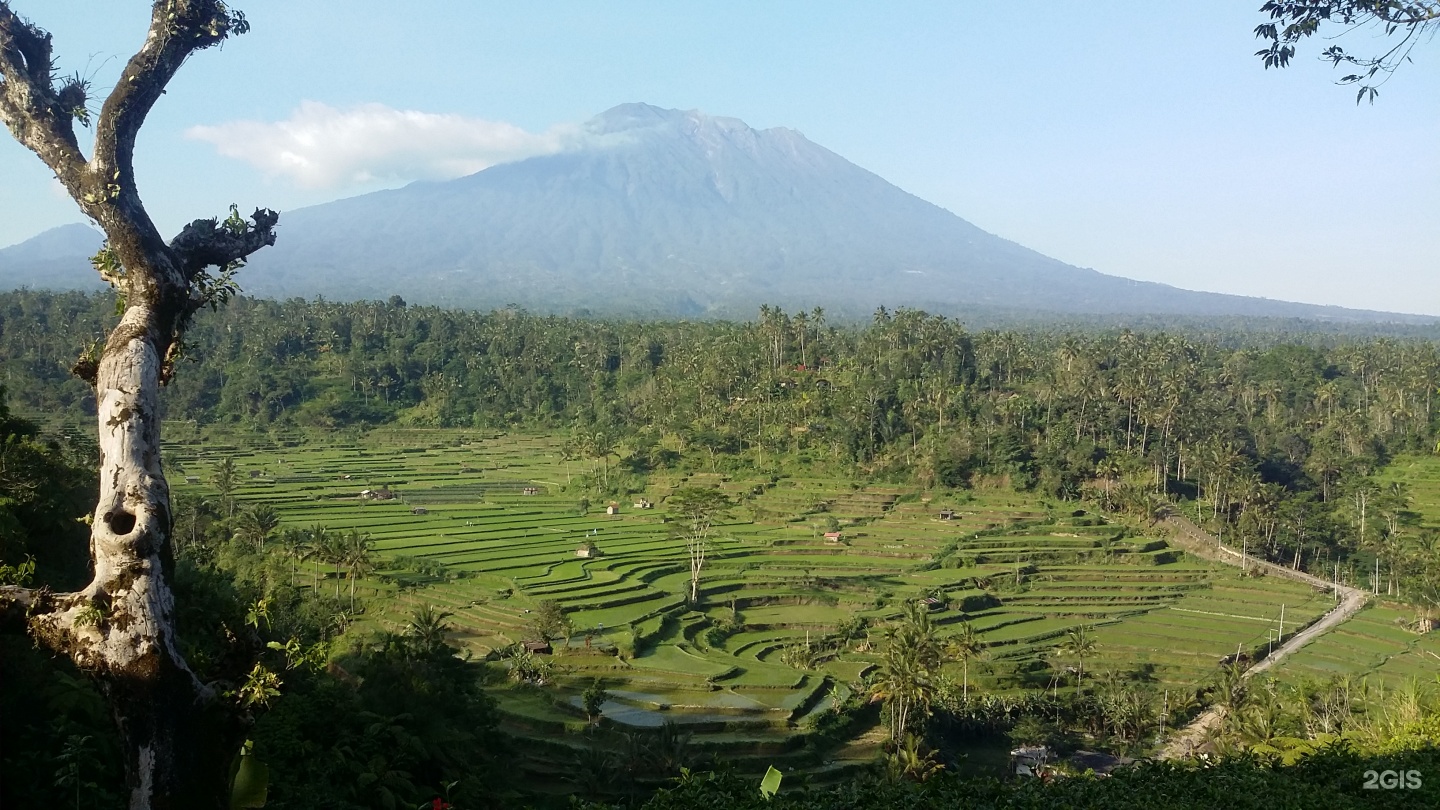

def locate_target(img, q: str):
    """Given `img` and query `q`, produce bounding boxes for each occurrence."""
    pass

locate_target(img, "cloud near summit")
[186,101,574,189]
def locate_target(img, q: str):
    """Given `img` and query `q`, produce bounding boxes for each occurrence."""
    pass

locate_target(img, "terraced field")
[1275,604,1440,686]
[1265,455,1440,690]
[166,428,1358,779]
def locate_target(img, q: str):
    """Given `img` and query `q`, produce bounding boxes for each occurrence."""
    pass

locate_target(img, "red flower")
[431,799,451,810]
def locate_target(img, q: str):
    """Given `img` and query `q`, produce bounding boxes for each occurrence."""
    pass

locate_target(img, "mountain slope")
[0,224,105,291]
[0,105,1427,322]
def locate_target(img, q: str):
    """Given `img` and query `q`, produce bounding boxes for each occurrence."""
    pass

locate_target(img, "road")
[1154,512,1368,760]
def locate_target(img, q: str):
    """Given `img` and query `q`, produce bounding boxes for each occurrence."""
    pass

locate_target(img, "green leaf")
[229,753,269,809]
[759,765,783,799]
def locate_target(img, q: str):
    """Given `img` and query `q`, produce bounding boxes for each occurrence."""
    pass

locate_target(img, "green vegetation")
[7,291,1440,805]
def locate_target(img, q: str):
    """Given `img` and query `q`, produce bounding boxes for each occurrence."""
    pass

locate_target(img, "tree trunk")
[0,5,280,805]
[7,297,254,808]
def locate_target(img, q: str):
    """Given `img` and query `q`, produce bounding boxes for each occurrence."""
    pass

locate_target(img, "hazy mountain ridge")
[0,223,106,291]
[0,103,1430,323]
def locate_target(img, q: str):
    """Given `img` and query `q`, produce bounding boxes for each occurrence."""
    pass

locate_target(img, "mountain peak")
[587,102,754,139]
[0,223,105,291]
[0,223,102,260]
[588,102,680,134]
[10,104,1417,324]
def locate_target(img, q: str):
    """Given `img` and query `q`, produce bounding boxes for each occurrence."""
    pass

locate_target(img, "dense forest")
[5,289,1440,807]
[5,290,1440,602]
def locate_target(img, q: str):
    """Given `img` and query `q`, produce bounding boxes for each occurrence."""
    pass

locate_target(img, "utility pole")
[1161,689,1169,738]
[1279,604,1285,641]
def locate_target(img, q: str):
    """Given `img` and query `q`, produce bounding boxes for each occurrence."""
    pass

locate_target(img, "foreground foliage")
[580,744,1440,810]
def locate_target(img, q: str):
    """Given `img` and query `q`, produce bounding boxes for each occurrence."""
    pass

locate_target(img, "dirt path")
[1154,512,1368,760]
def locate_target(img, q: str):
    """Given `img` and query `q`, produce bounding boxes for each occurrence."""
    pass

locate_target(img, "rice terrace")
[163,424,1388,788]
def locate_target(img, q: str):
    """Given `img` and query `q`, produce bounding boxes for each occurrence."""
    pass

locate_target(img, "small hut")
[522,486,539,496]
[522,640,552,655]
[633,498,653,509]
[823,531,843,543]
[576,542,603,559]
[605,504,620,516]
[411,506,429,515]
[938,509,956,520]
[920,596,945,612]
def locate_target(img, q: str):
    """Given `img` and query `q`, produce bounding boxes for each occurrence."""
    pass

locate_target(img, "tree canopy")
[1255,1,1440,102]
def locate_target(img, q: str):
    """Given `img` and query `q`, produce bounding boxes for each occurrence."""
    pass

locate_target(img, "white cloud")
[186,101,573,189]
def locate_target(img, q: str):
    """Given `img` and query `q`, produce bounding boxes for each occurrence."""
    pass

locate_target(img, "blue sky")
[2,2,1436,314]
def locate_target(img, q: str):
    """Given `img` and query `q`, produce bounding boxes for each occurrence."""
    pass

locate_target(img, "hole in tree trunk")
[106,510,137,535]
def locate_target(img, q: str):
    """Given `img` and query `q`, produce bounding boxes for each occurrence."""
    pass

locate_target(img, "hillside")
[0,223,104,291]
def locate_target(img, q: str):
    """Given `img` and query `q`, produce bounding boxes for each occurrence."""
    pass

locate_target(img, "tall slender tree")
[946,620,985,702]
[1058,625,1098,686]
[343,530,375,613]
[667,487,731,604]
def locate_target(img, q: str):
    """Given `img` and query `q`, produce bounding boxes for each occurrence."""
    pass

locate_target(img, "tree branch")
[92,1,246,189]
[0,2,87,181]
[0,583,43,630]
[0,583,100,659]
[169,208,279,281]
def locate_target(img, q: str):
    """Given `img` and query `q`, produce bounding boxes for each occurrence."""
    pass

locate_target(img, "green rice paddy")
[166,427,1406,778]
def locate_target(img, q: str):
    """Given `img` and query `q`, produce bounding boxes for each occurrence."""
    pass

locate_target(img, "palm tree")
[237,503,281,553]
[1233,678,1292,754]
[1208,661,1250,731]
[568,746,619,799]
[871,603,942,742]
[321,527,350,600]
[211,457,239,520]
[887,733,944,782]
[648,721,692,775]
[405,604,454,657]
[305,524,331,591]
[277,526,310,587]
[946,621,985,702]
[343,530,375,612]
[1057,625,1097,687]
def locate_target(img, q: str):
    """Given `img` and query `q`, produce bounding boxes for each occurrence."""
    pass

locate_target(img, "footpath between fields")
[1152,510,1368,760]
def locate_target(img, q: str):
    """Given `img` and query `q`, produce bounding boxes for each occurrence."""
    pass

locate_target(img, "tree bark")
[0,4,277,807]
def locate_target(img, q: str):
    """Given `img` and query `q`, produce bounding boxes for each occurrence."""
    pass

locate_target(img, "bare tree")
[0,3,278,807]
[667,487,731,603]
